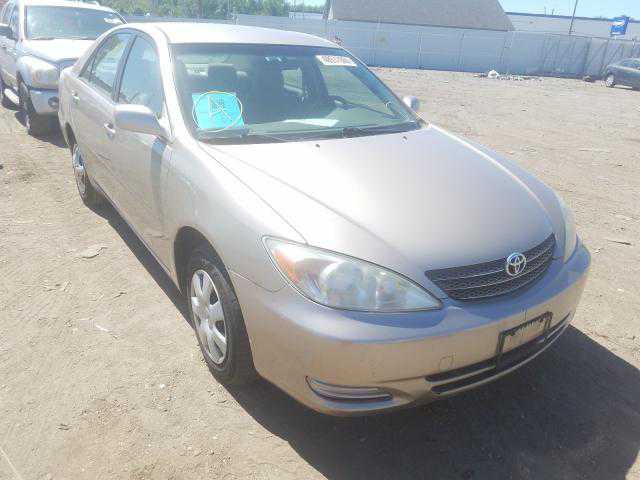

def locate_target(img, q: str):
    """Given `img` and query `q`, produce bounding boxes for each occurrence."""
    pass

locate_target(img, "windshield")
[172,44,421,143]
[25,6,124,40]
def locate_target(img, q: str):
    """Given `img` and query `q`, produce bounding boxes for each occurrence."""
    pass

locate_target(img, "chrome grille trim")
[426,234,556,301]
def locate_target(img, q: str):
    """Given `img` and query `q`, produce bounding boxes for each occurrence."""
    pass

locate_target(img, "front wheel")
[18,82,52,136]
[0,76,13,108]
[71,143,102,208]
[187,245,257,386]
[605,73,616,88]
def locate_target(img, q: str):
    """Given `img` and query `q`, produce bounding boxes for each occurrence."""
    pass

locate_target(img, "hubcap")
[606,75,614,86]
[72,145,87,196]
[190,270,227,365]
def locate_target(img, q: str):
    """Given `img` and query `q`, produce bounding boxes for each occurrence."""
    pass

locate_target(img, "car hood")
[21,39,95,64]
[201,125,561,285]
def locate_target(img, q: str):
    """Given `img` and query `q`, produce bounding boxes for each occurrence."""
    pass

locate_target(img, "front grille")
[426,234,556,301]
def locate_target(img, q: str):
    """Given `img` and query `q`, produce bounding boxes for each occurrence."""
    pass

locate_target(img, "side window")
[8,6,19,39]
[79,55,94,81]
[87,33,130,95]
[0,3,11,24]
[117,36,164,117]
[283,67,303,92]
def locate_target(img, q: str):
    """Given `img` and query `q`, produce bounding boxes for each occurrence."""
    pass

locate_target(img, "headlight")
[25,58,60,89]
[555,192,577,262]
[265,238,441,312]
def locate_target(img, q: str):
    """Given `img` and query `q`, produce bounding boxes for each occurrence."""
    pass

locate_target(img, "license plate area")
[497,312,553,365]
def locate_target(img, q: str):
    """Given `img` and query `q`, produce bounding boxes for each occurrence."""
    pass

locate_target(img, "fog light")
[307,377,392,401]
[48,97,59,109]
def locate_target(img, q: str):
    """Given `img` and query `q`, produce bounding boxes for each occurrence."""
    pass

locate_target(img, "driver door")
[111,34,172,259]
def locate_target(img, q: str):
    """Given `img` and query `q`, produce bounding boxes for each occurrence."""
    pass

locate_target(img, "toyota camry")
[58,23,590,415]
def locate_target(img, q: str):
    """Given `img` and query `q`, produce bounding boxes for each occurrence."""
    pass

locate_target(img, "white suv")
[0,0,123,135]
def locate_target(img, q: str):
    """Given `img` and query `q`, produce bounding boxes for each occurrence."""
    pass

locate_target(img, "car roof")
[18,0,117,13]
[129,22,337,48]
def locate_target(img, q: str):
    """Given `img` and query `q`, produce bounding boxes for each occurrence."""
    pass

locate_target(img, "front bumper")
[232,245,590,416]
[28,88,59,115]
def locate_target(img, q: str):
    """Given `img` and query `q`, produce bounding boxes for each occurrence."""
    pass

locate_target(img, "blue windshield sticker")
[192,92,244,131]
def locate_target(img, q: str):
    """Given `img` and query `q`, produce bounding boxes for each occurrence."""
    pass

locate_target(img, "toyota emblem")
[505,252,527,277]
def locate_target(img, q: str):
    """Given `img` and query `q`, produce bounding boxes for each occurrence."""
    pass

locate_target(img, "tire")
[186,245,257,386]
[71,142,103,208]
[18,81,52,136]
[0,76,12,109]
[605,73,616,88]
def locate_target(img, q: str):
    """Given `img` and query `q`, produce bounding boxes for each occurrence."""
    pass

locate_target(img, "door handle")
[103,122,116,139]
[0,45,6,50]
[71,91,79,104]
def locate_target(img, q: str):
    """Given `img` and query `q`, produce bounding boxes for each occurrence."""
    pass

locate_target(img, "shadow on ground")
[93,201,189,321]
[13,113,67,147]
[95,185,640,480]
[229,328,640,480]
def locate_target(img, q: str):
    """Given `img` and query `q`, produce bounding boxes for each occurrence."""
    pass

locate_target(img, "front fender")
[15,56,35,86]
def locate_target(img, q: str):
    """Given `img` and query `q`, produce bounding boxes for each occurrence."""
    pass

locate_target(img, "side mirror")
[114,104,166,138]
[0,24,11,38]
[402,95,420,112]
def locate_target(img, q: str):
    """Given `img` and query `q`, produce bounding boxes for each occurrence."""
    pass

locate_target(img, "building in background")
[323,0,514,31]
[508,12,640,40]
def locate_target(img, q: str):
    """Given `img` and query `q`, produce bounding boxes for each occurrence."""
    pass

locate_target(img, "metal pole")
[568,0,579,35]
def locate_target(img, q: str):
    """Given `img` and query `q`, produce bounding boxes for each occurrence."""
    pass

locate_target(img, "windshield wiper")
[196,128,287,144]
[339,122,421,138]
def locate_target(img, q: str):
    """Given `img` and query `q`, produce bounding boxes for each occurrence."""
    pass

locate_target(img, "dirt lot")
[1,69,639,480]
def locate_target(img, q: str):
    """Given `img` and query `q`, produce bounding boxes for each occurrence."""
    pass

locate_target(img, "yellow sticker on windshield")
[316,55,357,67]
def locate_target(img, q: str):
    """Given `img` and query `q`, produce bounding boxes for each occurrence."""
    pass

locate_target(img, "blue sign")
[192,92,244,131]
[611,16,630,36]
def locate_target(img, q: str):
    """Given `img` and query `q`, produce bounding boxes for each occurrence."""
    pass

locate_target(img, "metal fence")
[128,14,640,78]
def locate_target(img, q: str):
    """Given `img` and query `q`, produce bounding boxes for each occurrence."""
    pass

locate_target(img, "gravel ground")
[0,69,639,480]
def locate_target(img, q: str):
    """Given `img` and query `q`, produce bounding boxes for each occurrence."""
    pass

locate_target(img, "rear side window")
[8,5,19,38]
[1,3,12,24]
[86,33,131,95]
[117,36,164,117]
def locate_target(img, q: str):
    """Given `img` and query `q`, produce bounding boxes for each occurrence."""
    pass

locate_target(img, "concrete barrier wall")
[128,14,640,78]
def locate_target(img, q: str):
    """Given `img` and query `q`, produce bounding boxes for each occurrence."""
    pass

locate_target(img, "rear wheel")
[71,142,102,208]
[605,73,616,88]
[18,81,52,136]
[187,245,257,386]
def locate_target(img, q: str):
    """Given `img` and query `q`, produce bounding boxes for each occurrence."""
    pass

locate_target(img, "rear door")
[71,32,132,201]
[631,60,640,89]
[112,34,172,255]
[618,60,635,87]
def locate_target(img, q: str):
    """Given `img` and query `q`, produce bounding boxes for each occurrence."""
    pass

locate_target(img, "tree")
[101,0,300,18]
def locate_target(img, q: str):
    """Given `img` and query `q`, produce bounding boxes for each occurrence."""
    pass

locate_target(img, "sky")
[302,0,640,19]
[498,0,640,18]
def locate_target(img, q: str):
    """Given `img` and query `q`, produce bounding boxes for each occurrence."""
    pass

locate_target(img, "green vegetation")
[100,0,325,18]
